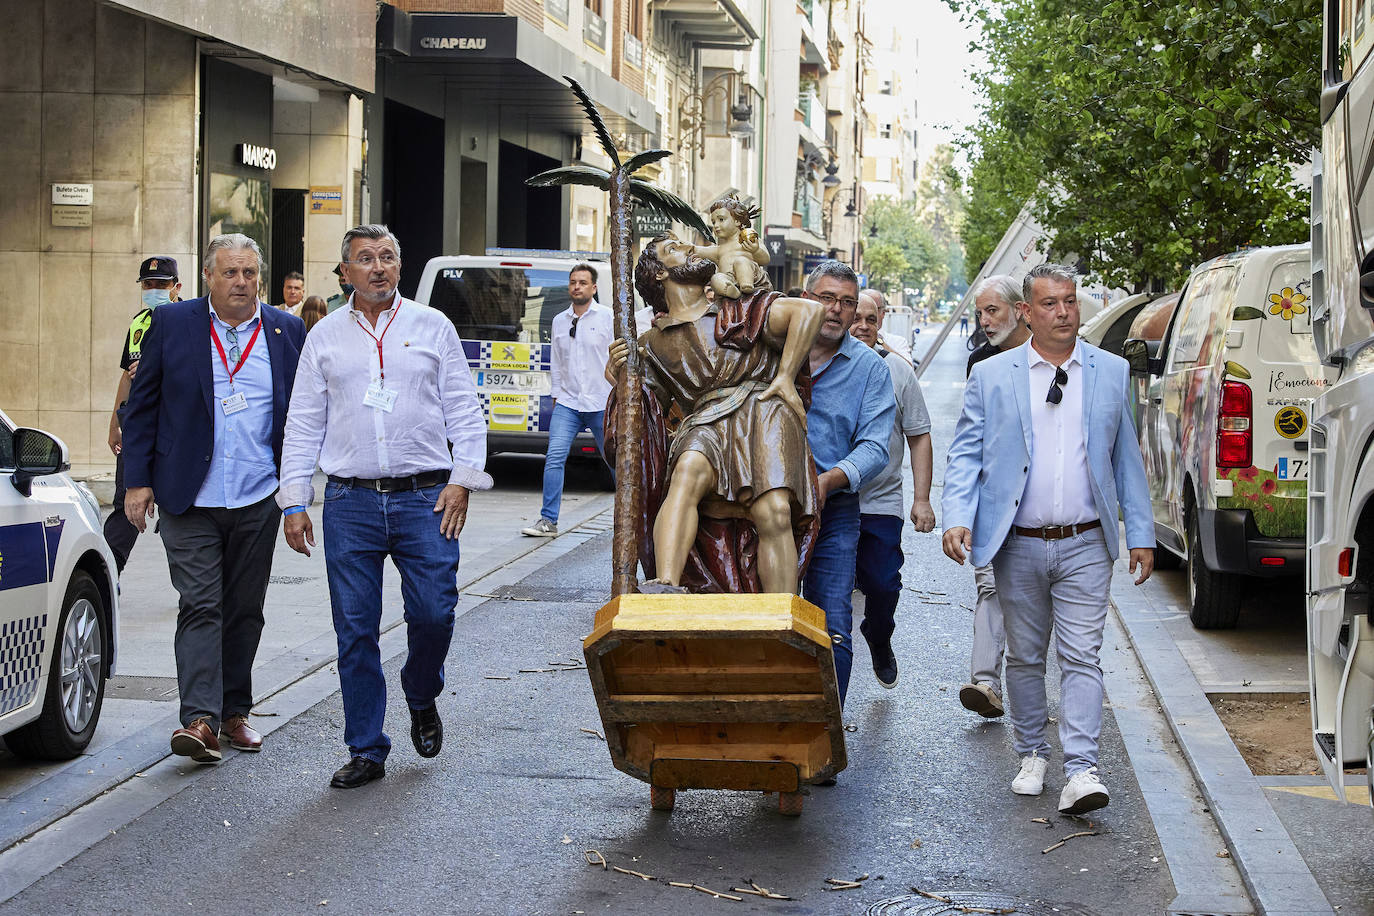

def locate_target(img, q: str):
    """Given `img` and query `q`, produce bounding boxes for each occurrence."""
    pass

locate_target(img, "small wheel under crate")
[649,785,676,811]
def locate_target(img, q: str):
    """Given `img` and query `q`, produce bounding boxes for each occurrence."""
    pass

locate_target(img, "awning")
[378,9,658,139]
[650,0,760,49]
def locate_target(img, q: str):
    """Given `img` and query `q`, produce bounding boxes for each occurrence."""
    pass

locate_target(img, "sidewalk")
[0,468,614,854]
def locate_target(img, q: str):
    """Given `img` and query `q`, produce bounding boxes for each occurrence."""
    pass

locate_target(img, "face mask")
[341,283,355,296]
[141,288,173,310]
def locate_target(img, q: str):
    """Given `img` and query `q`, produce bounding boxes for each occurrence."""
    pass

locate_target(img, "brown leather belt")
[1013,519,1101,540]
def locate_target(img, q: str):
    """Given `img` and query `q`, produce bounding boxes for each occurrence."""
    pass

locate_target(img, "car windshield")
[427,267,579,343]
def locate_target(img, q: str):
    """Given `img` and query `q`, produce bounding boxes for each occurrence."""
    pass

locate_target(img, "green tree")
[956,0,1318,290]
[914,145,970,301]
[864,240,910,294]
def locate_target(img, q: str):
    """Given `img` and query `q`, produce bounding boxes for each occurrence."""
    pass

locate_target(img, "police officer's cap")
[136,256,179,282]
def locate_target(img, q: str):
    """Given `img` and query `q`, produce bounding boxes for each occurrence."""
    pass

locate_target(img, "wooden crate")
[583,593,847,813]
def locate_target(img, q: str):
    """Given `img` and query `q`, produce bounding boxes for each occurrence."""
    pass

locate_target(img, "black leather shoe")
[330,756,385,789]
[410,705,443,758]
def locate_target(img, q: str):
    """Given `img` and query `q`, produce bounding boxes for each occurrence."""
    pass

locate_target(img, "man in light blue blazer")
[941,263,1154,816]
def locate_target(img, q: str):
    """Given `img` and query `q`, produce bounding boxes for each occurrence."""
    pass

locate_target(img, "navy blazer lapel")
[196,299,214,420]
[263,307,287,433]
[1011,351,1034,455]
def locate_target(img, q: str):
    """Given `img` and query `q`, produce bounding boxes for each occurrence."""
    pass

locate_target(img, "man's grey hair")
[202,233,265,277]
[804,259,859,292]
[341,224,402,263]
[1022,263,1077,303]
[973,274,1022,309]
[860,288,888,311]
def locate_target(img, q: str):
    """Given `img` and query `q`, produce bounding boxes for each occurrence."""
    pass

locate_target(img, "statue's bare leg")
[732,258,755,294]
[749,488,798,594]
[653,451,718,586]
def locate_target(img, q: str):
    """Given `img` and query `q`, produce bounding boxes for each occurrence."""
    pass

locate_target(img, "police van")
[1125,244,1338,629]
[414,249,613,457]
[0,410,118,760]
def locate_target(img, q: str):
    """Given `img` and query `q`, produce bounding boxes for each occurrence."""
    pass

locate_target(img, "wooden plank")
[651,758,800,793]
[601,694,829,723]
[609,668,821,695]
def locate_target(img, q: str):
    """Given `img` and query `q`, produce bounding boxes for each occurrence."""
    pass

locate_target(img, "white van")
[1124,243,1337,629]
[414,250,612,457]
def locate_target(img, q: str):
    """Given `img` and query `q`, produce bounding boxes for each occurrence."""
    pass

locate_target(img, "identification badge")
[221,392,248,415]
[363,380,397,413]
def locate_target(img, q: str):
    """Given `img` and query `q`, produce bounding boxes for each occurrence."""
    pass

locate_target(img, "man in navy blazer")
[941,263,1153,816]
[122,233,305,764]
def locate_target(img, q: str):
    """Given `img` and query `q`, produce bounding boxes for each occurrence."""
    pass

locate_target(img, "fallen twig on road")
[692,884,742,901]
[579,727,605,741]
[732,879,791,900]
[960,603,975,612]
[913,888,951,902]
[1042,830,1097,854]
[249,711,280,717]
[612,865,655,881]
[910,890,1015,914]
[483,675,511,680]
[825,874,869,891]
[584,850,608,870]
[463,592,538,601]
[519,666,587,673]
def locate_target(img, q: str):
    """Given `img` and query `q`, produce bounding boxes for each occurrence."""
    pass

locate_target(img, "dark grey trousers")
[158,495,280,730]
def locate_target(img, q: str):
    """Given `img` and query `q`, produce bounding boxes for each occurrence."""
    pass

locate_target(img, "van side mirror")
[10,427,69,498]
[1122,338,1152,376]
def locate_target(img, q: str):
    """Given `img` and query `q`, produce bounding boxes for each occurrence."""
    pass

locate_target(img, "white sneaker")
[1058,767,1110,815]
[1011,754,1048,796]
[521,518,557,537]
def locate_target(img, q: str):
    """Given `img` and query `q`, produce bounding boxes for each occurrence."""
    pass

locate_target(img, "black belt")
[1014,519,1101,540]
[328,470,449,492]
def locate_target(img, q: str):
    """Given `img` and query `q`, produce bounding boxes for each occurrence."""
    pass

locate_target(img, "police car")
[0,409,118,760]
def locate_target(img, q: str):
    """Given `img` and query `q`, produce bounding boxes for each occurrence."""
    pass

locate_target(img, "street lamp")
[679,70,761,159]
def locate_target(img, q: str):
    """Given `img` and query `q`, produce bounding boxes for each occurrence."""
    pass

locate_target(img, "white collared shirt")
[276,293,493,508]
[1013,339,1097,528]
[549,301,614,412]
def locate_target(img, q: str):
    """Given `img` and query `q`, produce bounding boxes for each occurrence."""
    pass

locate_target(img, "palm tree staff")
[528,78,710,596]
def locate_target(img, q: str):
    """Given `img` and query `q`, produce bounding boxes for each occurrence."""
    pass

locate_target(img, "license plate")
[472,369,550,396]
[1277,457,1308,480]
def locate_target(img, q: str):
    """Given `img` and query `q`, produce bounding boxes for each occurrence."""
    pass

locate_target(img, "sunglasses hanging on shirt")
[1047,365,1068,404]
[569,315,579,339]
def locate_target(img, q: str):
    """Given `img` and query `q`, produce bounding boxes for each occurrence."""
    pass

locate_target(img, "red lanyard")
[355,301,401,381]
[209,319,263,386]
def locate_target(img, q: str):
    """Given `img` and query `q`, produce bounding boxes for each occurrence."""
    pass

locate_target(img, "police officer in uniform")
[324,264,354,313]
[104,256,181,573]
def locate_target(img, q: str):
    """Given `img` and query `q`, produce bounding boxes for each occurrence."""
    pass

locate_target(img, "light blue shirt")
[194,306,278,509]
[806,331,895,494]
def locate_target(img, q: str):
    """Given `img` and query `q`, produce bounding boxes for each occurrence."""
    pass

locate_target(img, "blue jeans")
[855,513,904,651]
[802,493,861,704]
[992,527,1113,776]
[540,403,607,524]
[322,481,461,764]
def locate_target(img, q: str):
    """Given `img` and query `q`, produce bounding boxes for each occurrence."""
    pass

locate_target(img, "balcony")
[794,187,823,238]
[650,0,759,49]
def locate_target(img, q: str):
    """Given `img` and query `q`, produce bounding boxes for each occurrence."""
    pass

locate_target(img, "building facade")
[0,0,373,466]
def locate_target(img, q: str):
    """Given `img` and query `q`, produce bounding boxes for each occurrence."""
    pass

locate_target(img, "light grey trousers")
[970,563,1005,693]
[992,527,1113,777]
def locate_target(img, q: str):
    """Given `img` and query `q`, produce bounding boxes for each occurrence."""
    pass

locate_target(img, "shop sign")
[625,33,644,70]
[405,15,517,57]
[764,232,786,267]
[633,208,672,237]
[546,0,569,26]
[51,204,92,227]
[802,253,828,274]
[51,183,93,206]
[583,9,606,51]
[238,143,277,170]
[309,186,343,215]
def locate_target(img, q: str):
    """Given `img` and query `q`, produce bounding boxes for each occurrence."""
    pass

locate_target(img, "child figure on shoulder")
[695,196,772,300]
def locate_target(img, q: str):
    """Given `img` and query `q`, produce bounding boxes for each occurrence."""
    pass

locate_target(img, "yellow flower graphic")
[1268,288,1308,321]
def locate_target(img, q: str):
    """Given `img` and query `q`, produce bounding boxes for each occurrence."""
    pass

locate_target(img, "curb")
[0,492,614,858]
[1109,573,1334,915]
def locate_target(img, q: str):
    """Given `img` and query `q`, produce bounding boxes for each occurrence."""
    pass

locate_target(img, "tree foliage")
[957,0,1318,290]
[864,144,970,301]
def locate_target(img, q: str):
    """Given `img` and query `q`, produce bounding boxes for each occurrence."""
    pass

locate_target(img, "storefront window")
[208,172,270,256]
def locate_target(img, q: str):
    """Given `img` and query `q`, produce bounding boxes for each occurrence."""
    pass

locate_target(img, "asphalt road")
[0,328,1188,915]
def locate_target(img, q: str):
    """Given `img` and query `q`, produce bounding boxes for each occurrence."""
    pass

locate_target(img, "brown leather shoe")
[219,713,263,752]
[170,717,222,763]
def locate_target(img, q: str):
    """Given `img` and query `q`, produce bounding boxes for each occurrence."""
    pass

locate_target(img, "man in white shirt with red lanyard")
[521,262,614,537]
[278,224,491,790]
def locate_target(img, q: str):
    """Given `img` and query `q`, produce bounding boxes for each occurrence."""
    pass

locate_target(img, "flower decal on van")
[1267,287,1308,321]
